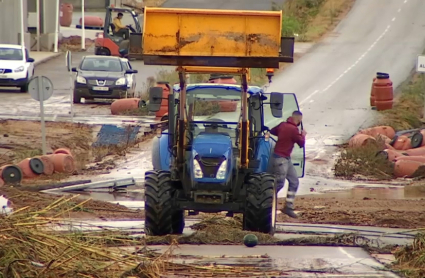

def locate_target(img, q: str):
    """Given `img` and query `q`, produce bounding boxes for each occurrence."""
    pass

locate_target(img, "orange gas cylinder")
[59,3,73,27]
[396,156,425,163]
[348,134,375,148]
[392,135,412,150]
[379,149,405,161]
[374,73,393,111]
[111,98,140,115]
[359,126,395,139]
[394,160,425,178]
[404,147,425,156]
[79,16,104,27]
[155,82,170,118]
[48,154,75,174]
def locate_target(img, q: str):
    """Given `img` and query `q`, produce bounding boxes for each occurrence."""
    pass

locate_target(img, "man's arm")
[292,128,306,147]
[269,124,280,136]
[113,18,126,29]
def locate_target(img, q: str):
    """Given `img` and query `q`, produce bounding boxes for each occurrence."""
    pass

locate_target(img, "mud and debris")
[280,195,425,229]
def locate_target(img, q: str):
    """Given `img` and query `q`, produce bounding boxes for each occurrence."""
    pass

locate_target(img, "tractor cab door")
[265,93,305,178]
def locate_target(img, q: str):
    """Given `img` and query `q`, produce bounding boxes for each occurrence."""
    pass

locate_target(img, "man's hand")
[301,130,307,136]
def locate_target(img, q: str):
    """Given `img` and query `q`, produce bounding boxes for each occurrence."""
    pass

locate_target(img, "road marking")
[339,247,355,259]
[298,1,407,108]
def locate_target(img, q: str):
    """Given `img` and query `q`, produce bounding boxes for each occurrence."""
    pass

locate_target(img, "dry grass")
[392,233,425,278]
[274,0,355,42]
[334,138,394,180]
[378,74,425,131]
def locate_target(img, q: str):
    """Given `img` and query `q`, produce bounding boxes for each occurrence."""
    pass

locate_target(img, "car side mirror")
[27,58,34,63]
[270,92,284,118]
[126,69,137,74]
[148,87,163,112]
[71,67,77,72]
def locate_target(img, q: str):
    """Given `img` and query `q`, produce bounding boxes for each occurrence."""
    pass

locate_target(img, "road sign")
[28,76,54,101]
[65,50,72,72]
[28,76,54,155]
[416,55,425,73]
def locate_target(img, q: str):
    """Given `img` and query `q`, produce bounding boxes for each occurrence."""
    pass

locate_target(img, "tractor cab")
[94,6,142,57]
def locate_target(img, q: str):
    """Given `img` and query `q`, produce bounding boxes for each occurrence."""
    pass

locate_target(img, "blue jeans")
[272,154,299,209]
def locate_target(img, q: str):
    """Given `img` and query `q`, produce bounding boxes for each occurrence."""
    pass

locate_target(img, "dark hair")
[118,12,123,17]
[292,110,303,116]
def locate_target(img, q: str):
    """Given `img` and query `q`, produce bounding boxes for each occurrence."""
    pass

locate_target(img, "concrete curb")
[34,53,62,67]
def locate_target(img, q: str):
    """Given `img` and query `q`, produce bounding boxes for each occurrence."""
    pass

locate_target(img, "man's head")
[117,12,123,19]
[291,110,303,126]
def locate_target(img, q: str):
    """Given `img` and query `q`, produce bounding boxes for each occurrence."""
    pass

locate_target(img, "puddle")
[308,186,425,200]
[0,195,13,214]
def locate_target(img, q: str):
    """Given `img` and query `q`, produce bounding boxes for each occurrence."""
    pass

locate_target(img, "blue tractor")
[144,67,306,236]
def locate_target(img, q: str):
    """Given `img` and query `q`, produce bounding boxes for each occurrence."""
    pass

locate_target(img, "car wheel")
[20,83,29,93]
[73,91,82,104]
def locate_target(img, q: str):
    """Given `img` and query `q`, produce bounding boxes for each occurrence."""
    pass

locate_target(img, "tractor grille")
[198,156,225,178]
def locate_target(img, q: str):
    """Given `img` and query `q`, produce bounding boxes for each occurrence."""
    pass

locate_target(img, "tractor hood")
[192,133,232,158]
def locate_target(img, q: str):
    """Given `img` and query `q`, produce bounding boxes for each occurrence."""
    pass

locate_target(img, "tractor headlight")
[193,159,203,178]
[215,160,227,180]
[115,77,126,85]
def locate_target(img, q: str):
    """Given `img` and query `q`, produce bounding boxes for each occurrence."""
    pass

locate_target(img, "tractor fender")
[253,138,276,174]
[151,133,172,171]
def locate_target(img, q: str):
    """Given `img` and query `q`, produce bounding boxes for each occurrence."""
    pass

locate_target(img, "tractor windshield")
[186,87,241,143]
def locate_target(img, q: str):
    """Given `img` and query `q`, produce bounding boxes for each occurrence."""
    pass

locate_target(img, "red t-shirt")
[270,117,305,158]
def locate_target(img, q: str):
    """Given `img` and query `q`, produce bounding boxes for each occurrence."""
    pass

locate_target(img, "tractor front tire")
[144,170,184,236]
[243,173,276,235]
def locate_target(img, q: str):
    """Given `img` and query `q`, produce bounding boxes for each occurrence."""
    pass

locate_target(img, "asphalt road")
[263,0,425,177]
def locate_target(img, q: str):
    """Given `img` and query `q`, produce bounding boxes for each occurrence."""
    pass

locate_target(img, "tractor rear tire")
[243,173,276,235]
[144,170,184,236]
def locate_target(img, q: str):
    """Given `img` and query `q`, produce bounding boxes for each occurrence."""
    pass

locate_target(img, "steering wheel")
[203,118,228,129]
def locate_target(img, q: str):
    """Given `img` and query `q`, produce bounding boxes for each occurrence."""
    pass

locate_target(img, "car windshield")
[186,87,241,144]
[0,48,23,61]
[121,61,129,70]
[80,58,123,72]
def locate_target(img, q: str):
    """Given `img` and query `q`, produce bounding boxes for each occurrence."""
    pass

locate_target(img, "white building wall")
[0,0,29,48]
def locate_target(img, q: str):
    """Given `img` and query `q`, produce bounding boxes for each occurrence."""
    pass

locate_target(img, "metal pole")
[70,74,74,121]
[19,0,25,47]
[38,77,47,155]
[81,0,86,50]
[36,0,40,51]
[54,0,60,52]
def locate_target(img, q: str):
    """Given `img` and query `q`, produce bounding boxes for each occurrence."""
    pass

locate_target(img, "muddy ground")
[0,120,150,186]
[0,187,144,220]
[279,195,425,228]
[2,183,425,229]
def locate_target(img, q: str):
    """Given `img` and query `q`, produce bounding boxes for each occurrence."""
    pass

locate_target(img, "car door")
[25,48,34,78]
[265,93,306,178]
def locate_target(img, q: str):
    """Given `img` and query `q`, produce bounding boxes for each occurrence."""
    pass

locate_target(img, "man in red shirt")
[268,110,306,218]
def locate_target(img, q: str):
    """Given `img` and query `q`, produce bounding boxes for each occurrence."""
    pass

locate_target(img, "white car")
[0,44,35,92]
[119,57,138,98]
